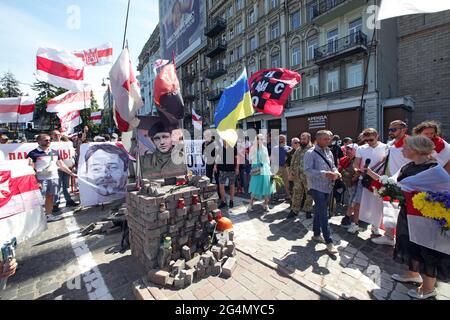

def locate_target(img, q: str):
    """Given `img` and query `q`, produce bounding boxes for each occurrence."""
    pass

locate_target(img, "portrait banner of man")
[78,142,130,206]
[137,116,187,180]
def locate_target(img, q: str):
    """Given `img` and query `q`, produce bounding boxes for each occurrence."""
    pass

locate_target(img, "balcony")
[183,90,198,101]
[204,17,227,38]
[205,39,227,58]
[314,31,368,65]
[307,0,365,24]
[206,89,223,101]
[205,63,227,80]
[182,70,197,83]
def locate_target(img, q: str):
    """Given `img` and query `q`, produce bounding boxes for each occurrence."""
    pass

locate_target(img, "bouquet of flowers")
[412,191,450,234]
[371,175,405,204]
[370,175,404,228]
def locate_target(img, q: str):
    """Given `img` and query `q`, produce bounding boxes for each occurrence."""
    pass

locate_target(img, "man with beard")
[84,144,129,197]
[140,121,186,179]
[288,132,314,219]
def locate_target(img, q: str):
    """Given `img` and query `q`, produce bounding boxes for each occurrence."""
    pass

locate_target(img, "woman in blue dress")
[248,134,275,212]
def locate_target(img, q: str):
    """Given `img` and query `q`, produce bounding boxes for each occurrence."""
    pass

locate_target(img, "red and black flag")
[153,63,184,128]
[248,68,301,117]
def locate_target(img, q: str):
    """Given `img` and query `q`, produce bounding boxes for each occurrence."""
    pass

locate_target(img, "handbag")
[250,150,262,176]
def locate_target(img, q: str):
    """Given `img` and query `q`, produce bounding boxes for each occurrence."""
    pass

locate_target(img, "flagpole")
[122,0,131,50]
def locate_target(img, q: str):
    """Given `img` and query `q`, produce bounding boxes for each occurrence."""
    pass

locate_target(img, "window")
[291,10,301,30]
[228,6,233,18]
[307,37,318,60]
[349,17,362,43]
[229,50,234,64]
[259,56,266,69]
[259,30,265,46]
[307,76,319,97]
[327,28,339,54]
[229,28,234,40]
[248,10,255,25]
[326,69,339,93]
[291,86,301,101]
[236,0,243,11]
[271,51,280,68]
[249,36,257,51]
[308,1,318,21]
[271,21,280,40]
[237,45,243,59]
[291,44,301,66]
[236,21,242,34]
[346,63,363,88]
[271,0,279,9]
[248,63,257,76]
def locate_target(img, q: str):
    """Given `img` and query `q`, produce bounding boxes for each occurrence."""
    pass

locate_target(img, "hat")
[343,137,353,143]
[93,136,106,142]
[148,121,171,138]
[112,133,119,139]
[0,134,9,140]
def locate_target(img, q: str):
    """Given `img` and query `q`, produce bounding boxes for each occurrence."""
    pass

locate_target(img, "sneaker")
[287,210,298,219]
[229,200,234,208]
[371,235,395,246]
[391,273,423,284]
[347,223,360,234]
[65,201,79,207]
[371,226,382,236]
[326,243,338,254]
[306,212,312,219]
[263,205,270,212]
[52,206,61,214]
[312,235,325,243]
[47,214,63,222]
[407,288,437,300]
[340,215,352,227]
[218,202,227,209]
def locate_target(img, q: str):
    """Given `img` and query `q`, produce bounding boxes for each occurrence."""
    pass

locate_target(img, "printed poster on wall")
[184,140,205,176]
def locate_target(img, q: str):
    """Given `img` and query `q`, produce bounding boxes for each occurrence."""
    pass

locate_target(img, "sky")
[0,0,159,100]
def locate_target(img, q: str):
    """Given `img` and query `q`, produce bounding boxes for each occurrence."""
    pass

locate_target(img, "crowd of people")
[202,119,450,299]
[1,119,449,299]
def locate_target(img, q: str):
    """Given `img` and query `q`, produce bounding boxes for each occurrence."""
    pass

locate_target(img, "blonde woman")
[248,134,275,212]
[366,135,450,299]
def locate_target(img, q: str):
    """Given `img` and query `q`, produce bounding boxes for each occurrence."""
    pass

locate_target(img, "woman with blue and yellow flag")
[248,134,275,212]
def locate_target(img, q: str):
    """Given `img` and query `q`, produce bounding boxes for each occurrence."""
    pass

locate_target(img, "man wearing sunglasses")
[348,128,388,235]
[27,134,77,222]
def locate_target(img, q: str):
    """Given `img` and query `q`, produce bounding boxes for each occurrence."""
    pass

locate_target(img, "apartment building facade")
[137,24,160,116]
[197,0,416,141]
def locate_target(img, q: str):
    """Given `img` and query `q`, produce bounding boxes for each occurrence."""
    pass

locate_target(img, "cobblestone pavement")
[135,250,323,300]
[227,197,450,300]
[0,201,144,300]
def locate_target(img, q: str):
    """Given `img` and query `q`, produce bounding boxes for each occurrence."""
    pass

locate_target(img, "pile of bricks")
[125,176,238,289]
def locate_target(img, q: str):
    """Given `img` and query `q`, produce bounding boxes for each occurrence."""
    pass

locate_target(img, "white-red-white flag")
[0,160,46,244]
[73,42,113,67]
[109,48,143,132]
[0,97,35,123]
[152,59,170,75]
[36,47,85,92]
[90,111,102,124]
[46,90,91,113]
[377,0,450,20]
[58,110,81,135]
[192,108,202,131]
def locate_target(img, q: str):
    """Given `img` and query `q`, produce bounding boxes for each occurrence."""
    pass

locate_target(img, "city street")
[2,195,449,300]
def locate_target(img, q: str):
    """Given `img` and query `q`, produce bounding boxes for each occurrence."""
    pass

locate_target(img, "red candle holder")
[207,213,213,221]
[177,198,185,209]
[192,195,199,205]
[215,211,223,220]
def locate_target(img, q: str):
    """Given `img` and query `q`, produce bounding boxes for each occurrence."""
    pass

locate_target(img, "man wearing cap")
[341,137,353,156]
[140,121,186,179]
[0,134,9,144]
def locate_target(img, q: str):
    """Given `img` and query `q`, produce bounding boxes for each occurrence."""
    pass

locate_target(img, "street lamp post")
[102,77,113,133]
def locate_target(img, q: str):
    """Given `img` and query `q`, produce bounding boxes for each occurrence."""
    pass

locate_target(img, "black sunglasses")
[365,138,376,142]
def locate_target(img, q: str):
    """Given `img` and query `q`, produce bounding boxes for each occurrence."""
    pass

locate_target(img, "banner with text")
[0,142,75,162]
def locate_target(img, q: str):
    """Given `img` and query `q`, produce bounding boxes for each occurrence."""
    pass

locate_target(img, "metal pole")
[122,0,131,50]
[108,86,113,133]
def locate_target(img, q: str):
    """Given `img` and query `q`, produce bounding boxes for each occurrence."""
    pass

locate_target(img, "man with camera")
[27,134,77,222]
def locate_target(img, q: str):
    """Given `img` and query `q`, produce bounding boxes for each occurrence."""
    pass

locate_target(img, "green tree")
[31,80,66,130]
[0,88,5,98]
[79,91,103,136]
[0,71,22,97]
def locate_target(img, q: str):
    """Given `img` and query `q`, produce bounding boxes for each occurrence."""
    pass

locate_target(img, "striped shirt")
[304,145,337,194]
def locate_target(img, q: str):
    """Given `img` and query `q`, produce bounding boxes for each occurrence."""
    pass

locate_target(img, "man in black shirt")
[214,140,239,209]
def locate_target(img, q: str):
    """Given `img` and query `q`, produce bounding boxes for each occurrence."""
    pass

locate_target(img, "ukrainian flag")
[214,68,254,147]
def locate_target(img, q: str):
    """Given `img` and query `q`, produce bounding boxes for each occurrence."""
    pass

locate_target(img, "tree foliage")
[0,71,22,97]
[31,80,66,130]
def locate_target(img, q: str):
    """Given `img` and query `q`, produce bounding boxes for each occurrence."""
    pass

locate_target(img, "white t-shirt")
[432,140,450,167]
[386,140,410,176]
[356,142,388,172]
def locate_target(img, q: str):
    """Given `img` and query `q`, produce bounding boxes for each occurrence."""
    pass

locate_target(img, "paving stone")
[389,290,411,300]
